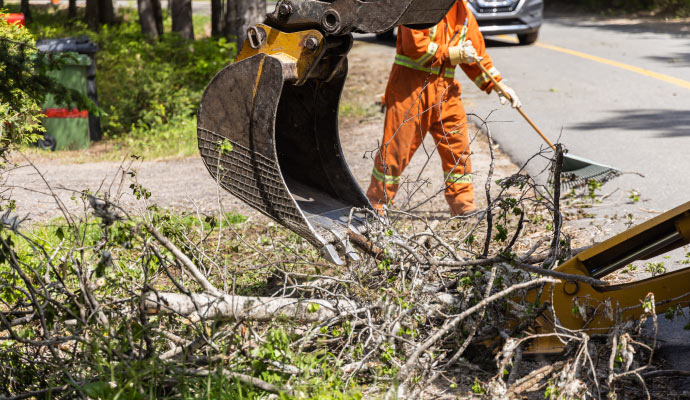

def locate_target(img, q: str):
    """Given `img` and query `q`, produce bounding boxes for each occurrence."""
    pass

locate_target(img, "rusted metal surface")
[236,24,326,85]
[198,33,369,264]
[266,0,457,34]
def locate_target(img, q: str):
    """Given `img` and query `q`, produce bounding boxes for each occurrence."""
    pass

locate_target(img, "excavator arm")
[524,201,690,354]
[197,0,456,265]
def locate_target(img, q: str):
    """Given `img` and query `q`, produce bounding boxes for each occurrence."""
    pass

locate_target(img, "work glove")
[448,40,482,65]
[495,81,522,108]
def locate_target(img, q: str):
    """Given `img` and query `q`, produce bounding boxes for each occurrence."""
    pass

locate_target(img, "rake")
[477,63,622,189]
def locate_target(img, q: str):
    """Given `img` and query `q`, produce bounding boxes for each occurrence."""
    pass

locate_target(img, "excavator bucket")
[197,0,456,264]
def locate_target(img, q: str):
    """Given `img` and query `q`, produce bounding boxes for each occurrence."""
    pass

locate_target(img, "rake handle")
[477,63,557,152]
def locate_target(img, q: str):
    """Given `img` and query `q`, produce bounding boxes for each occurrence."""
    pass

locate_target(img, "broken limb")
[144,292,360,323]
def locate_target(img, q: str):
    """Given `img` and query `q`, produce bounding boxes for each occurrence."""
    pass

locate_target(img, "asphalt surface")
[458,16,690,378]
[461,16,690,218]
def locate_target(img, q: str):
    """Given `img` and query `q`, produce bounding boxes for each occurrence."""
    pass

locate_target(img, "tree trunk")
[98,0,116,24]
[20,0,31,23]
[85,0,99,29]
[137,0,161,39]
[225,0,266,47]
[68,0,77,18]
[211,0,225,37]
[171,0,194,40]
[152,0,164,37]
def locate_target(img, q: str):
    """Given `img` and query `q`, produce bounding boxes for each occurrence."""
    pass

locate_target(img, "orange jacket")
[393,0,501,92]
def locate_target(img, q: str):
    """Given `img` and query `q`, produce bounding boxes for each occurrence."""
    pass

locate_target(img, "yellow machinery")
[523,201,690,354]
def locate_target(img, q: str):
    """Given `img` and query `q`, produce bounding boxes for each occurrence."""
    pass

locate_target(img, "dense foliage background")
[26,8,236,157]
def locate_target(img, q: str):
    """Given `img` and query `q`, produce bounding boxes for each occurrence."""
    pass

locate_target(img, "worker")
[366,0,521,217]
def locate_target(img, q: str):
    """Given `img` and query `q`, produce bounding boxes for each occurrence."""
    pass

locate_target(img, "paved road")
[460,16,690,219]
[458,16,690,378]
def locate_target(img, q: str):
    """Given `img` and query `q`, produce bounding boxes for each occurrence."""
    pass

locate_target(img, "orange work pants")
[366,65,476,215]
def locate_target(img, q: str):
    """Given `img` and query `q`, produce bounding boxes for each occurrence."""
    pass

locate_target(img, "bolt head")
[305,37,319,51]
[278,2,292,17]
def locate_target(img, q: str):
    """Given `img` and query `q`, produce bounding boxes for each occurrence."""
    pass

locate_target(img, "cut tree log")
[144,292,360,323]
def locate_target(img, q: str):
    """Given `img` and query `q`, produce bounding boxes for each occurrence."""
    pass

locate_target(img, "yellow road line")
[535,42,690,90]
[494,34,690,90]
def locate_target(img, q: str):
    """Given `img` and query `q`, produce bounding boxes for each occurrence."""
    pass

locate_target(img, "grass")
[0,201,365,398]
[20,114,200,163]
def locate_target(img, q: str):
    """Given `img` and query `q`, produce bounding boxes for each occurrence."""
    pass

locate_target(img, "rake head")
[558,153,622,190]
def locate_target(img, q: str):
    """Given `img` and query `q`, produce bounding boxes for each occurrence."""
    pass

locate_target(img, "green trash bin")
[41,52,91,151]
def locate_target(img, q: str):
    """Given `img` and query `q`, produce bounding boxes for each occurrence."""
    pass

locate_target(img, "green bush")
[28,9,236,139]
[0,17,44,158]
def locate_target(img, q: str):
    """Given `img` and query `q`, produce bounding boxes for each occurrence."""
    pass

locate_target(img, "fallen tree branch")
[642,369,690,378]
[0,383,74,400]
[146,224,222,297]
[395,277,558,383]
[502,261,607,287]
[182,367,295,396]
[144,292,360,323]
[509,361,565,395]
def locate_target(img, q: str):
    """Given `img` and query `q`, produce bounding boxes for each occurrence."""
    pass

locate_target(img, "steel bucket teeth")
[197,52,371,264]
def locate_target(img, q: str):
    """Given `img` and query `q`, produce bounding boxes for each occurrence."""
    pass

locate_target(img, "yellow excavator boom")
[525,201,690,354]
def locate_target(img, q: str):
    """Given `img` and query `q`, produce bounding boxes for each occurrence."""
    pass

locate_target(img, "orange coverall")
[366,0,502,216]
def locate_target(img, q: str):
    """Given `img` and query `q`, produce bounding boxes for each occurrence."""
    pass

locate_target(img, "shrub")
[0,17,45,158]
[28,9,236,139]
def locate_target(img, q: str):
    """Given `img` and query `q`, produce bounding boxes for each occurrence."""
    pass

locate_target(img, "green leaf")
[81,381,111,398]
[307,302,320,313]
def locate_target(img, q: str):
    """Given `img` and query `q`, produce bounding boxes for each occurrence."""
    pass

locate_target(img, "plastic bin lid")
[57,53,92,66]
[36,36,98,54]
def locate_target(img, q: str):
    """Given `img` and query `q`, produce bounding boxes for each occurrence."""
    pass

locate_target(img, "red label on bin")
[1,14,25,27]
[44,108,89,118]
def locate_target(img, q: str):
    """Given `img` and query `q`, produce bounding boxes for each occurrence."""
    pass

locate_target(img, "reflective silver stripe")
[417,41,439,65]
[394,54,441,74]
[444,68,456,79]
[458,25,468,42]
[429,25,437,42]
[473,66,501,88]
[372,167,401,184]
[444,171,473,184]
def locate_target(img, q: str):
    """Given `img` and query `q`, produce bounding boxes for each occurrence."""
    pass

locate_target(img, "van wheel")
[518,31,539,45]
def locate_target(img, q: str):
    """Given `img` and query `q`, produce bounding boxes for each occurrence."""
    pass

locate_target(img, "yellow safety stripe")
[458,25,468,42]
[473,66,500,88]
[394,22,465,78]
[394,54,441,74]
[444,171,473,184]
[372,166,401,184]
[417,41,439,65]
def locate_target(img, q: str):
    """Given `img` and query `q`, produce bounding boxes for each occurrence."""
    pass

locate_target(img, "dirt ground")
[5,38,520,225]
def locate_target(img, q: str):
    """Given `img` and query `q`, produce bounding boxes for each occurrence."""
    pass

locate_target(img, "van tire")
[518,31,539,45]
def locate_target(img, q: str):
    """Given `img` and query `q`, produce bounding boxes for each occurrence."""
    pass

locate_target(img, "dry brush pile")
[0,125,682,399]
